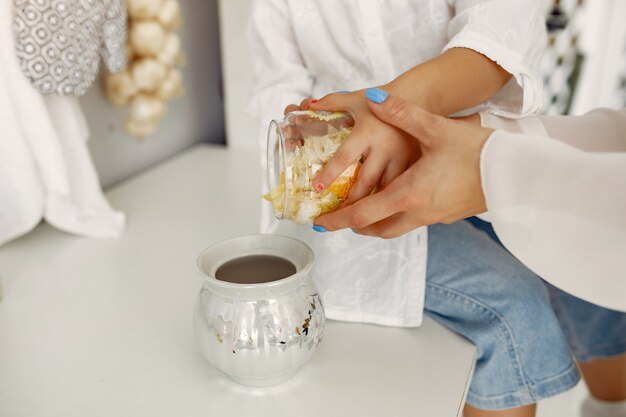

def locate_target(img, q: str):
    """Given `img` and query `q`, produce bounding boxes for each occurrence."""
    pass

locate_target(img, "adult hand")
[306,90,421,205]
[314,89,493,238]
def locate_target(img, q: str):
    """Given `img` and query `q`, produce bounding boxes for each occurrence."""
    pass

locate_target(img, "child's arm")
[386,0,547,117]
[309,0,547,204]
[385,47,512,116]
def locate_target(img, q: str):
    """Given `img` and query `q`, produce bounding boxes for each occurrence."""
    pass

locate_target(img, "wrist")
[383,79,440,115]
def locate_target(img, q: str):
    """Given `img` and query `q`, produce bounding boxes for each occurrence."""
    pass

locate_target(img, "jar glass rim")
[267,119,288,219]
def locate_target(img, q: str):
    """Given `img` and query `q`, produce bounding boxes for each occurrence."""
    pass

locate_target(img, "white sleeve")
[445,0,546,117]
[480,108,626,312]
[247,0,314,144]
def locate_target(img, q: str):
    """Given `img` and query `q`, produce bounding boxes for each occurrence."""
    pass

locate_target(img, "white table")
[0,144,476,417]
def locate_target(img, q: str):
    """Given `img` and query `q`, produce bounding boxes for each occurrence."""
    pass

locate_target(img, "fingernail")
[310,99,318,104]
[312,225,328,233]
[335,90,351,94]
[366,87,389,104]
[351,229,360,235]
[314,182,325,191]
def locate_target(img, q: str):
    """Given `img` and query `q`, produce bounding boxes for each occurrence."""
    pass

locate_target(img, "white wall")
[218,0,259,151]
[82,0,225,188]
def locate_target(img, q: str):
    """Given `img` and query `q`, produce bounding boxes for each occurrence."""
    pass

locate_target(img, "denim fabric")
[548,284,626,363]
[425,220,580,410]
[467,216,626,363]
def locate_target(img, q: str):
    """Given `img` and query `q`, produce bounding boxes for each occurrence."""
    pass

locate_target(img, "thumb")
[365,88,444,145]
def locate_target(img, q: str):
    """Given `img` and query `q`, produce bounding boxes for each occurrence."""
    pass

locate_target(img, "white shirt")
[481,109,626,313]
[248,0,546,326]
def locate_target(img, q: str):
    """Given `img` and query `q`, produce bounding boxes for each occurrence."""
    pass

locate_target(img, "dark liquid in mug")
[215,255,297,284]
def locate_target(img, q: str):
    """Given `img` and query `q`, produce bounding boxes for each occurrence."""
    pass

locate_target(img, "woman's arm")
[482,108,626,152]
[481,109,626,313]
[315,93,626,311]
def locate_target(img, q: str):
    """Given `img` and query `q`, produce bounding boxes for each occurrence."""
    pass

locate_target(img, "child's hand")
[280,98,344,150]
[315,92,492,237]
[283,98,313,115]
[307,90,421,205]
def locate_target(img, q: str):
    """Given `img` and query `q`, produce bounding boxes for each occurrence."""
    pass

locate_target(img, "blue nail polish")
[366,87,389,104]
[334,90,351,94]
[312,225,328,233]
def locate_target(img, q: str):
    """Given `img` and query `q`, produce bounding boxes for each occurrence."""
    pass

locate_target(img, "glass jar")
[264,110,359,224]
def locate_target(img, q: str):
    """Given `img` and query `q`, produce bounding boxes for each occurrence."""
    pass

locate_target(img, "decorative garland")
[105,0,184,139]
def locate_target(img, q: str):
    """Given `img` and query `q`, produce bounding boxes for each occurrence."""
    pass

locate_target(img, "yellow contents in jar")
[263,125,360,224]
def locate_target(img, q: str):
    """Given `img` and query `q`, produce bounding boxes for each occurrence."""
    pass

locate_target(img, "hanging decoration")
[105,0,184,139]
[13,0,127,96]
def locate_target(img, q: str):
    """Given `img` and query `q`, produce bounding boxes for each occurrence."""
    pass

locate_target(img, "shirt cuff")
[479,113,548,137]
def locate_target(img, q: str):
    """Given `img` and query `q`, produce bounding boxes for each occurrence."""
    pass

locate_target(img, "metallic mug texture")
[194,234,325,387]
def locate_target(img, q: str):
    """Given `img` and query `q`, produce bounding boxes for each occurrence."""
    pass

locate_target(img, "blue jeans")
[466,217,626,363]
[425,219,626,410]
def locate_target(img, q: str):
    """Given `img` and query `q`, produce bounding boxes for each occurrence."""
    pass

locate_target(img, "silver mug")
[194,234,325,386]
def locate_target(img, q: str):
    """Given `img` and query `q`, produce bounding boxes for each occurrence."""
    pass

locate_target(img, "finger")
[342,152,386,206]
[315,185,407,231]
[284,104,300,115]
[300,97,313,110]
[354,211,424,239]
[312,125,369,191]
[377,159,408,191]
[308,91,354,112]
[365,88,447,145]
[282,125,303,151]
